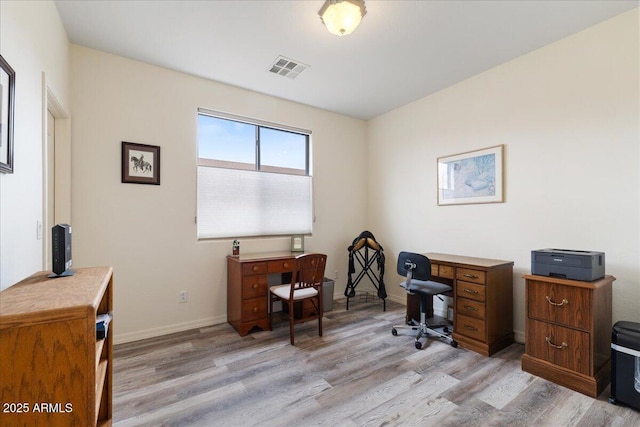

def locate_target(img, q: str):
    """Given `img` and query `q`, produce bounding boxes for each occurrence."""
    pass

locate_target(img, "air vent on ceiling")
[268,56,308,79]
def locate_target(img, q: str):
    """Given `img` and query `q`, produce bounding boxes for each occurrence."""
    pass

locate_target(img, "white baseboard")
[113,303,527,347]
[114,315,226,345]
[514,330,525,344]
[386,294,406,304]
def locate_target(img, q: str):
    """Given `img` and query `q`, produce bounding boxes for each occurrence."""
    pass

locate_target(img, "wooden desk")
[227,252,297,336]
[407,253,514,356]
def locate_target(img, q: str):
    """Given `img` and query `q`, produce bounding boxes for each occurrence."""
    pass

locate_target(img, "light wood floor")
[112,298,640,426]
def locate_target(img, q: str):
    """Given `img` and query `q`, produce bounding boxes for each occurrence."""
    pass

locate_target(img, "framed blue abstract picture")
[437,145,503,205]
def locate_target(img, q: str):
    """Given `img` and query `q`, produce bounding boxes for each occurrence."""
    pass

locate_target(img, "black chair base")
[392,311,458,350]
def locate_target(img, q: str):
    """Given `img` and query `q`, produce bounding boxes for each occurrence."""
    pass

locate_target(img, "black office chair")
[391,251,458,349]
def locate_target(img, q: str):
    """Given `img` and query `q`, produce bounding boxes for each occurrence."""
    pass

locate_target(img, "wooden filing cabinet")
[522,274,615,397]
[227,252,296,336]
[0,267,114,427]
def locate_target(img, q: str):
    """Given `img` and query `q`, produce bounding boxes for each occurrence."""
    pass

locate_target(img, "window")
[197,109,312,239]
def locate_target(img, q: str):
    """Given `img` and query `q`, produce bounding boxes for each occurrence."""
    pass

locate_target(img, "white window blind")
[197,110,312,239]
[197,162,313,239]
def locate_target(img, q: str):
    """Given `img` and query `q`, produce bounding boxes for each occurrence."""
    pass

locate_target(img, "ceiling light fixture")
[318,0,367,36]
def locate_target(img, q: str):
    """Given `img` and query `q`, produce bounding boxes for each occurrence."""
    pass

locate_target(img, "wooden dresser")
[522,274,615,397]
[406,253,514,356]
[227,252,296,336]
[0,267,113,426]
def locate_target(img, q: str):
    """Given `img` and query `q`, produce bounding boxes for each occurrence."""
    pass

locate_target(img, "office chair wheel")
[391,328,398,336]
[415,341,422,350]
[450,340,458,348]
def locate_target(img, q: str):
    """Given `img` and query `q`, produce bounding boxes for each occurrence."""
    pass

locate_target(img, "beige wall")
[0,1,70,289]
[69,46,368,342]
[4,2,637,346]
[367,9,640,342]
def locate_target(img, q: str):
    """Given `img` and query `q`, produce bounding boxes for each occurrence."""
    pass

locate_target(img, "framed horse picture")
[121,141,160,185]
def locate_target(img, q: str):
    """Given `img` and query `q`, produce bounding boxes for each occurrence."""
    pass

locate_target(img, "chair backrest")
[397,251,431,283]
[291,253,327,296]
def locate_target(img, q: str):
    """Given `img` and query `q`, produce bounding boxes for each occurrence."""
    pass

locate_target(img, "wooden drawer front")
[242,297,267,321]
[283,299,320,320]
[527,319,590,375]
[527,280,591,330]
[431,264,439,277]
[456,314,486,342]
[431,263,454,279]
[303,298,320,318]
[242,262,267,275]
[456,268,486,285]
[456,281,486,302]
[242,275,268,299]
[268,259,295,273]
[456,297,485,320]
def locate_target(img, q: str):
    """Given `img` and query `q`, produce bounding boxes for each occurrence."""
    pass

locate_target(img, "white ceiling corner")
[54,0,638,120]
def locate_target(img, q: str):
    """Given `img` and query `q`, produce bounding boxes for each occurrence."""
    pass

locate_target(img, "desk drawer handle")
[252,306,258,313]
[463,325,478,331]
[545,336,567,349]
[545,296,569,307]
[283,262,289,268]
[252,283,258,289]
[463,273,479,279]
[464,305,478,312]
[463,288,479,295]
[252,266,259,272]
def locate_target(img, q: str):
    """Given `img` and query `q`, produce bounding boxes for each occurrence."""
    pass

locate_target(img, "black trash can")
[609,321,640,410]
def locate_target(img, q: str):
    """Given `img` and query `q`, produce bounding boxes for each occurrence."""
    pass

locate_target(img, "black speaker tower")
[50,224,74,278]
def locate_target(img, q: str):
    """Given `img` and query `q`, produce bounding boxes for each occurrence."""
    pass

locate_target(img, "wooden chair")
[269,253,327,345]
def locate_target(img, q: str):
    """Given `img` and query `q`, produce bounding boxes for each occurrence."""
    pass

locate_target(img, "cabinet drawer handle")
[545,296,569,307]
[252,283,258,289]
[463,325,478,331]
[252,306,258,313]
[545,336,567,349]
[463,288,479,295]
[283,262,289,268]
[464,305,478,312]
[463,273,479,279]
[252,266,259,272]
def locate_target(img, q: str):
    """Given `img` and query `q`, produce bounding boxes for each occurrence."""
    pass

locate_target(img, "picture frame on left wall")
[121,141,160,185]
[0,55,15,174]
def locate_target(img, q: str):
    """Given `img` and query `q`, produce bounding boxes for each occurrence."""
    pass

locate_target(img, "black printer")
[531,248,605,281]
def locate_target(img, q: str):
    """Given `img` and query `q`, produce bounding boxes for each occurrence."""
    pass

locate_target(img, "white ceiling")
[54,0,638,120]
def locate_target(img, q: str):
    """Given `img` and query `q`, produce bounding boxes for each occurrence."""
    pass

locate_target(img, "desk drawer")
[456,297,485,320]
[456,281,486,302]
[242,275,268,299]
[457,268,486,285]
[527,280,591,330]
[242,262,267,275]
[268,259,295,273]
[242,297,267,321]
[456,314,486,342]
[432,264,454,279]
[527,319,590,375]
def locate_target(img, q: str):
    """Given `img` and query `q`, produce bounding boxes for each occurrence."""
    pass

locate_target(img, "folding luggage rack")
[344,231,387,311]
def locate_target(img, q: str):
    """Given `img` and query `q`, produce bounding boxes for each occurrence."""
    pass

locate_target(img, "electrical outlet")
[179,290,188,303]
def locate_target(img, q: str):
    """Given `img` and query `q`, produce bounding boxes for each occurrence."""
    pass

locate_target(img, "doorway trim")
[42,73,71,271]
